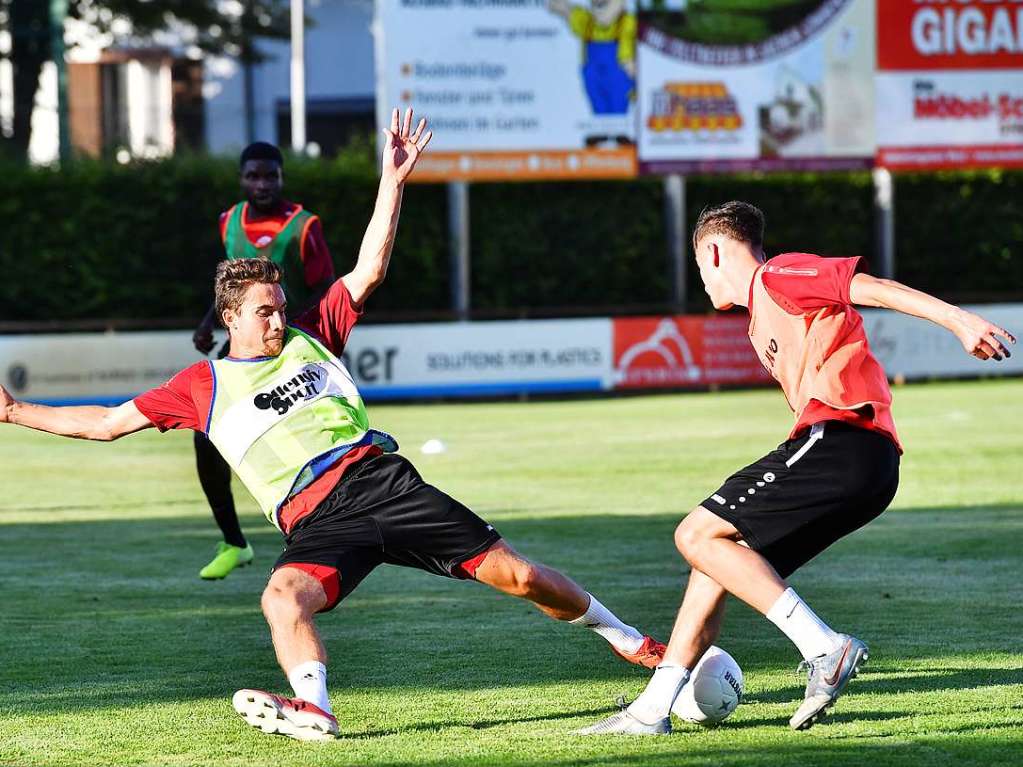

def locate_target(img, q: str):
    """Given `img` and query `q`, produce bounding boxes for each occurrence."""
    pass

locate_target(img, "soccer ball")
[671,646,743,726]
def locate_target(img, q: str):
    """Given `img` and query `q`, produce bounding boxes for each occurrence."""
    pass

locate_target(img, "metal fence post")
[448,181,470,320]
[873,167,895,279]
[664,173,687,312]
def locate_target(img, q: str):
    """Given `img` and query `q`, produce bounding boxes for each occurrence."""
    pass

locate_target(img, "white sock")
[287,660,332,715]
[569,594,644,654]
[766,587,843,662]
[627,665,691,723]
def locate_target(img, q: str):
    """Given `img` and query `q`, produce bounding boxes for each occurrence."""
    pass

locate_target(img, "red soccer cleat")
[232,689,339,742]
[612,635,667,669]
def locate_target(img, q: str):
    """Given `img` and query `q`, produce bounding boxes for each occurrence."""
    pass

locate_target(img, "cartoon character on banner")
[549,0,638,147]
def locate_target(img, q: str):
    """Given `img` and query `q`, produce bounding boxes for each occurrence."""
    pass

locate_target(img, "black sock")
[194,431,247,548]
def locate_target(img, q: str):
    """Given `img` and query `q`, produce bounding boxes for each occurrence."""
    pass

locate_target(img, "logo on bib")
[253,364,328,415]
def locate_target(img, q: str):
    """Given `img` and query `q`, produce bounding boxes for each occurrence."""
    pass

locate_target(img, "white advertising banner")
[636,0,875,174]
[0,331,217,406]
[341,318,612,398]
[876,71,1023,148]
[0,321,613,404]
[861,304,1023,380]
[375,0,638,180]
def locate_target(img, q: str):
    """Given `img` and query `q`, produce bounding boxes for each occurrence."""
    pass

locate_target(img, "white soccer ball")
[671,645,743,726]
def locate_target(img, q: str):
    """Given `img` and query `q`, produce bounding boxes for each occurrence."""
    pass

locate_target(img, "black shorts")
[702,421,900,578]
[274,453,502,610]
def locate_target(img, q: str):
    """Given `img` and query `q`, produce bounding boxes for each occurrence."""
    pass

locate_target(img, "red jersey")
[219,200,335,292]
[747,253,902,451]
[134,280,381,533]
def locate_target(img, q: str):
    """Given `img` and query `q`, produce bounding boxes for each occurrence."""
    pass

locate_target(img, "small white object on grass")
[420,438,447,455]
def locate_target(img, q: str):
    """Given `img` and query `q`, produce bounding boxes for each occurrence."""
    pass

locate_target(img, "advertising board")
[375,0,639,180]
[636,0,875,173]
[611,315,771,389]
[3,308,1019,406]
[875,0,1023,169]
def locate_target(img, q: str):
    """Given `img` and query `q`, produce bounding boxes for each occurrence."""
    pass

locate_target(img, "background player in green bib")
[192,142,336,580]
[0,108,667,742]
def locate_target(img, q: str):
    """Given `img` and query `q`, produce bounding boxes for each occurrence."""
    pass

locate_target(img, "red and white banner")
[6,309,1021,406]
[878,0,1023,70]
[611,316,771,390]
[876,1,1023,169]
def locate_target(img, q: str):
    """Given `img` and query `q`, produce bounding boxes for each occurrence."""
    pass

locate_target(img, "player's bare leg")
[675,506,865,730]
[674,507,787,613]
[261,567,329,670]
[662,568,728,669]
[233,567,339,741]
[473,541,665,668]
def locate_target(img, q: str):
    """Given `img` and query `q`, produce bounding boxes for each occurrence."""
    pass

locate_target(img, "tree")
[0,0,293,162]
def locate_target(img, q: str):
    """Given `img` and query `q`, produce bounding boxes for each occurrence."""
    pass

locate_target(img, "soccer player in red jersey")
[0,109,665,742]
[583,201,1016,735]
[191,142,336,580]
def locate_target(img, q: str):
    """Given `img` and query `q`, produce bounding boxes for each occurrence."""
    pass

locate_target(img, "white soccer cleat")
[576,699,671,736]
[232,688,339,742]
[789,634,869,730]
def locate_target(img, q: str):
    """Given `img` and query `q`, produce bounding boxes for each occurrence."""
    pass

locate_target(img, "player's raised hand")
[950,308,1016,361]
[381,107,433,185]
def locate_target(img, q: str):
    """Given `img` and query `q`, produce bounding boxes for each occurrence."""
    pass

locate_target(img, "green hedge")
[1,157,1019,324]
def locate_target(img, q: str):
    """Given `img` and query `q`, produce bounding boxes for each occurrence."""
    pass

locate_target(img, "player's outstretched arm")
[850,273,1016,361]
[342,107,433,307]
[0,384,153,441]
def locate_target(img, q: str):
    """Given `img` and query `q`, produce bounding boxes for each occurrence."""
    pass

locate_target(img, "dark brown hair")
[692,201,765,251]
[214,258,282,326]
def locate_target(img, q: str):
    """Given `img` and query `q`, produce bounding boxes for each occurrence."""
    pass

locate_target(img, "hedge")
[0,155,1019,324]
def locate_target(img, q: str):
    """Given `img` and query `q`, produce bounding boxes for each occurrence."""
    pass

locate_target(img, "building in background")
[67,48,203,159]
[204,0,376,156]
[8,0,376,163]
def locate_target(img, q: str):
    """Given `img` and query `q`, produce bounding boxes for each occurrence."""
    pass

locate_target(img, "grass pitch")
[1,379,1021,767]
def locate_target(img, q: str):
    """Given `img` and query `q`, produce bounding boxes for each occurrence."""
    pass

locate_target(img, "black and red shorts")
[702,421,900,578]
[273,453,502,611]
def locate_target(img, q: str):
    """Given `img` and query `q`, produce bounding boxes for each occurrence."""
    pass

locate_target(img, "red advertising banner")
[612,316,771,390]
[878,0,1023,71]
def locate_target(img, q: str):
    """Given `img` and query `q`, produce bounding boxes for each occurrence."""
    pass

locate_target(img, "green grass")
[1,379,1021,766]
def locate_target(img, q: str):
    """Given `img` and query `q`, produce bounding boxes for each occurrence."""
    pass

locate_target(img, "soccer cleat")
[577,698,671,736]
[232,689,339,742]
[611,635,667,669]
[199,542,254,580]
[789,634,869,730]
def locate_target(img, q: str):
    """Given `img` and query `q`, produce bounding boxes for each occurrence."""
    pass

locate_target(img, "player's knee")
[674,513,705,564]
[261,580,308,624]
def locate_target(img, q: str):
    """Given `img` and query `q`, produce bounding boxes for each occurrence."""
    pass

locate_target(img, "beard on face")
[263,336,285,355]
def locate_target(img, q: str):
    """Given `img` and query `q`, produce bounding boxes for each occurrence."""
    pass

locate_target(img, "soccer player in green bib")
[191,142,336,580]
[0,108,666,742]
